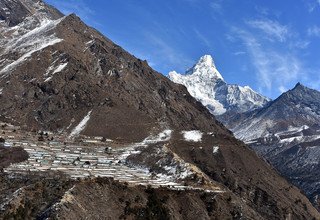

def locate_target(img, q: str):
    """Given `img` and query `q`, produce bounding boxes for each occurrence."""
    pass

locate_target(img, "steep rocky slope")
[0,0,319,219]
[223,83,320,210]
[169,55,270,115]
[0,1,225,142]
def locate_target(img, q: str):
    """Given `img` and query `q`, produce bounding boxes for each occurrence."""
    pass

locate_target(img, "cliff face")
[0,1,319,219]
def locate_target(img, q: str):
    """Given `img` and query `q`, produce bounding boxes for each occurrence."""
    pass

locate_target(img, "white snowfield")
[181,130,203,142]
[169,55,270,115]
[69,110,92,138]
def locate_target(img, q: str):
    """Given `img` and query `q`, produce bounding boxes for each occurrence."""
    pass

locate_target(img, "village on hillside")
[0,122,223,194]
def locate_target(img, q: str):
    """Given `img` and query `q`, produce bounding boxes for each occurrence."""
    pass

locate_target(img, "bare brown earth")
[0,146,28,169]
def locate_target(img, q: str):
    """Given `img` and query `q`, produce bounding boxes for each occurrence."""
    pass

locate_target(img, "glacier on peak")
[169,55,270,115]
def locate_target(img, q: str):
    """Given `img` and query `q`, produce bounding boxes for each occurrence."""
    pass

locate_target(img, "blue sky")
[45,0,320,98]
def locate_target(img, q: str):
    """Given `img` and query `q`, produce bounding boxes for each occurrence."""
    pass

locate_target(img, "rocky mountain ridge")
[223,83,320,210]
[225,83,320,141]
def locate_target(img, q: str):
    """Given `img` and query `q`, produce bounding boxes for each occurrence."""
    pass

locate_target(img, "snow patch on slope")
[0,39,62,76]
[212,146,219,154]
[52,62,68,74]
[182,130,203,142]
[44,76,53,82]
[44,62,68,82]
[69,110,92,138]
[142,129,172,145]
[118,129,173,161]
[161,164,193,180]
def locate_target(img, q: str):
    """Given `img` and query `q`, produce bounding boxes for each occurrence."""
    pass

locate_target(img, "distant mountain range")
[223,83,320,209]
[169,55,270,115]
[169,55,320,210]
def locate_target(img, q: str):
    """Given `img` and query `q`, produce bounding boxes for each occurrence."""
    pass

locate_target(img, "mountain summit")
[184,55,223,80]
[169,55,270,115]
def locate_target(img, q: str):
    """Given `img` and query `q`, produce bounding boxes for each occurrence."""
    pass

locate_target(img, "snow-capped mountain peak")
[185,54,223,80]
[169,55,270,115]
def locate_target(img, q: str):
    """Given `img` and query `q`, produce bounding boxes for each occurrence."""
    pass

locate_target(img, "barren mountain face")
[0,1,319,219]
